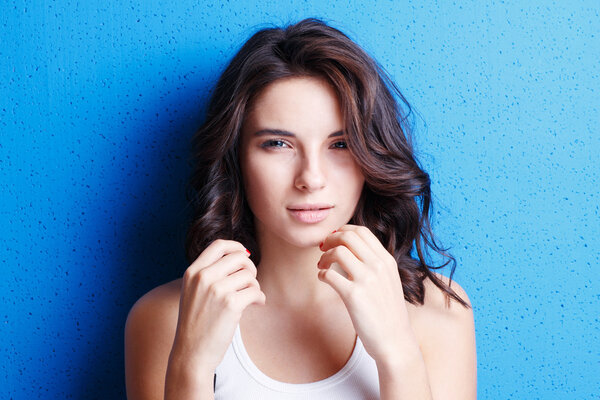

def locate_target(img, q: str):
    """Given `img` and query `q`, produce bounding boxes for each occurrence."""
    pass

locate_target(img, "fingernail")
[319,242,323,249]
[246,249,251,255]
[332,230,337,233]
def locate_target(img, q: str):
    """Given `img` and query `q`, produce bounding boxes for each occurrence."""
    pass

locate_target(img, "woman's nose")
[294,152,326,192]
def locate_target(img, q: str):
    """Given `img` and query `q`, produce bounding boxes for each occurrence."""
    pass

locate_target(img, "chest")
[239,303,357,383]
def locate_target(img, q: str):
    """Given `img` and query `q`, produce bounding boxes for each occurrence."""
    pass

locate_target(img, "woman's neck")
[255,234,338,309]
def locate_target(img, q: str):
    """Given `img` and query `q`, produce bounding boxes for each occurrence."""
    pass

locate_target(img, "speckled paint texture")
[1,1,598,398]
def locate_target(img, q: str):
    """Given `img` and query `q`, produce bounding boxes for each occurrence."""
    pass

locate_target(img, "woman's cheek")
[332,158,364,187]
[244,157,284,210]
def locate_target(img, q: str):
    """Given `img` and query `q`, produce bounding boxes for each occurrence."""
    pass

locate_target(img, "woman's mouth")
[287,204,333,224]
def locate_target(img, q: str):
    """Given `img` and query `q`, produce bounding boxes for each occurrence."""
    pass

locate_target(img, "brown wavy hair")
[186,18,468,307]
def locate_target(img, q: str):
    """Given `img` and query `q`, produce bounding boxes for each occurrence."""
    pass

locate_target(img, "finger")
[317,267,352,299]
[197,251,257,284]
[213,269,259,294]
[337,224,387,255]
[320,229,377,264]
[188,239,249,273]
[318,245,364,281]
[234,285,266,309]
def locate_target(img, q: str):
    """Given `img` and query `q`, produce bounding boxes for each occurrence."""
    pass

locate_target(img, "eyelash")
[331,141,348,149]
[260,139,349,149]
[261,139,290,148]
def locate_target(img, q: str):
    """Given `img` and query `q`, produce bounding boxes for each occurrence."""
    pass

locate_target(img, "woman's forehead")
[243,77,344,135]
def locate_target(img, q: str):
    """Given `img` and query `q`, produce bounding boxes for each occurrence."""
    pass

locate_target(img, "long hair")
[186,18,468,307]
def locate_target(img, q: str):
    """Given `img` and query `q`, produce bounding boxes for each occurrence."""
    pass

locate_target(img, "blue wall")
[2,1,598,398]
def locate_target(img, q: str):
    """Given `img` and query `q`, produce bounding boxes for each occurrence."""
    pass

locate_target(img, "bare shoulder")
[408,272,475,344]
[126,278,182,331]
[125,279,182,400]
[407,273,477,399]
[412,273,473,321]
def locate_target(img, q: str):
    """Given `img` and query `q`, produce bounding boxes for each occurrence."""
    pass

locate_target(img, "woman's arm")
[318,225,476,399]
[125,240,265,400]
[124,281,184,400]
[409,278,477,399]
[124,280,219,400]
[376,279,476,399]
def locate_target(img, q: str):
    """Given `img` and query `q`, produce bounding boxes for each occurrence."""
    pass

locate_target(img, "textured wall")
[1,1,598,399]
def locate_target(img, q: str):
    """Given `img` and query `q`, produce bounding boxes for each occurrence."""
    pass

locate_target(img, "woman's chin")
[281,232,327,250]
[289,238,323,249]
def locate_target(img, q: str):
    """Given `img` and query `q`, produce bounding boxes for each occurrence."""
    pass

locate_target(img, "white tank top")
[214,325,381,399]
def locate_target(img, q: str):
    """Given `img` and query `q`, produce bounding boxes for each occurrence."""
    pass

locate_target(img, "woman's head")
[239,76,365,251]
[187,18,466,306]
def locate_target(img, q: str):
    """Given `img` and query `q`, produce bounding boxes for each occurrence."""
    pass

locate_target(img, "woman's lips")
[287,204,333,224]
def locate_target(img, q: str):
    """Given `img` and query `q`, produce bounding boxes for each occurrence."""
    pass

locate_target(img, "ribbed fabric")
[214,325,380,399]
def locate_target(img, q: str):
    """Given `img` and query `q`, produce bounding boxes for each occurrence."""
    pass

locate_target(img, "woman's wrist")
[165,345,217,398]
[168,337,217,375]
[373,327,422,368]
[165,357,215,400]
[375,337,422,373]
[376,344,432,400]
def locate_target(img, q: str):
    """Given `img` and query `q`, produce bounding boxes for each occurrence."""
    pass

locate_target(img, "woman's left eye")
[331,141,348,149]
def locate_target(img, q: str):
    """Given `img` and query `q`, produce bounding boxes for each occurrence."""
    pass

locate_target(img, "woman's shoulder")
[125,279,182,356]
[424,273,472,314]
[124,279,183,398]
[408,273,473,332]
[126,278,182,334]
[407,273,477,393]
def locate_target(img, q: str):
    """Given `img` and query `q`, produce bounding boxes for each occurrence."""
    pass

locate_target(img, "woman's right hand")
[165,239,265,395]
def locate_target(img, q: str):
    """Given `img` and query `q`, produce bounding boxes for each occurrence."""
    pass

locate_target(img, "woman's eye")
[331,141,348,149]
[261,139,288,148]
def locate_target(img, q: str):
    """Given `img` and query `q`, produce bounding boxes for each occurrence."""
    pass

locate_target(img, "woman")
[125,18,476,399]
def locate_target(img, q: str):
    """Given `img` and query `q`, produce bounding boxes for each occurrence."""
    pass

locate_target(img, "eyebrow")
[253,129,344,138]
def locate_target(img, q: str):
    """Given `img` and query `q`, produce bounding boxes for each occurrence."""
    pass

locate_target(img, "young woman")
[125,19,476,399]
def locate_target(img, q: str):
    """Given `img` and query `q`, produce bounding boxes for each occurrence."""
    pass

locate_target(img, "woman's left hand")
[317,224,419,364]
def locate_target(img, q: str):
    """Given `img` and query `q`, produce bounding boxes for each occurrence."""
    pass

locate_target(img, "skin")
[125,77,477,399]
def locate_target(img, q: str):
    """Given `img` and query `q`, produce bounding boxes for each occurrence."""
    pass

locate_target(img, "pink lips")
[287,204,333,224]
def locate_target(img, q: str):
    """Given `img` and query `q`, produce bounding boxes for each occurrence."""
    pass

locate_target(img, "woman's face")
[240,76,365,249]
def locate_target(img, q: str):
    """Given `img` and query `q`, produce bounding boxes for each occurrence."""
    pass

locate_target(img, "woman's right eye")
[261,139,289,148]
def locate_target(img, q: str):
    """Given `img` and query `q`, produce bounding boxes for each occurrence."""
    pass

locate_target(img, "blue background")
[1,1,598,399]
